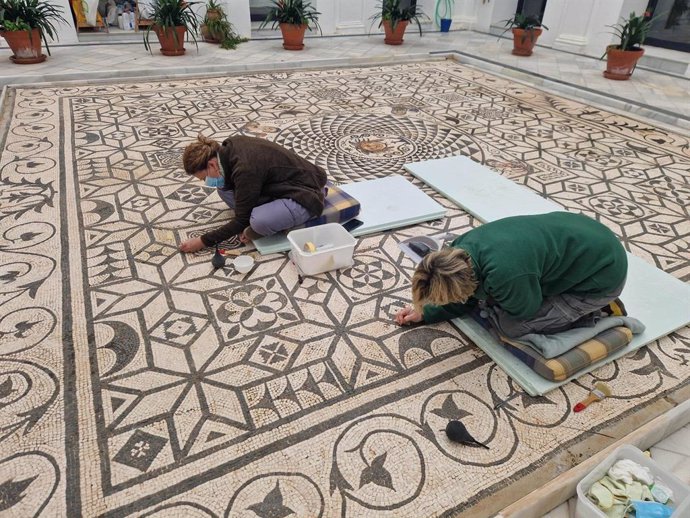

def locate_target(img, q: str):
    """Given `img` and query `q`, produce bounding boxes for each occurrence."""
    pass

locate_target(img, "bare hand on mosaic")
[395,305,424,326]
[179,237,205,253]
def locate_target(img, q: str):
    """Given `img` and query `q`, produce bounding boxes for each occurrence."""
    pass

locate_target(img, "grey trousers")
[216,188,312,237]
[485,280,626,339]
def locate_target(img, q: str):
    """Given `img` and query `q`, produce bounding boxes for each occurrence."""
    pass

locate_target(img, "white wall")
[225,0,251,38]
[331,0,374,35]
[313,0,337,34]
[53,0,80,45]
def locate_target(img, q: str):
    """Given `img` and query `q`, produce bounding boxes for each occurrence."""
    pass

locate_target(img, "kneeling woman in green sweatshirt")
[395,212,628,338]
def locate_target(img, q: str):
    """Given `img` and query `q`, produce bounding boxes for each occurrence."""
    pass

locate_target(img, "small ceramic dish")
[233,255,255,273]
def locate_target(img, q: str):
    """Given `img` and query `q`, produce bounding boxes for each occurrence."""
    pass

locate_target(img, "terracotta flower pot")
[383,20,409,45]
[604,46,645,80]
[511,27,542,56]
[154,25,187,56]
[205,8,221,21]
[202,8,222,42]
[279,23,307,50]
[201,24,220,43]
[0,28,46,64]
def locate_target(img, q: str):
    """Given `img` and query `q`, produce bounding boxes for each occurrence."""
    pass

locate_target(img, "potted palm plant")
[143,0,200,56]
[259,0,321,51]
[0,0,67,64]
[200,0,245,49]
[435,0,453,32]
[602,11,652,80]
[501,13,548,56]
[370,0,427,45]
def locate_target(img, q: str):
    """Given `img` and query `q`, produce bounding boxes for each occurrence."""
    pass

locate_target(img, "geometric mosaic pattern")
[0,60,689,517]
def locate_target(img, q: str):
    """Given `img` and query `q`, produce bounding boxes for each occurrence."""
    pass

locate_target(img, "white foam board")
[254,175,446,255]
[405,155,565,220]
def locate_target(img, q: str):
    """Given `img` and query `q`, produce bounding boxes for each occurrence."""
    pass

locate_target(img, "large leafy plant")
[371,0,428,35]
[0,0,67,55]
[607,11,653,51]
[259,0,321,32]
[500,13,548,43]
[202,0,246,49]
[143,0,200,53]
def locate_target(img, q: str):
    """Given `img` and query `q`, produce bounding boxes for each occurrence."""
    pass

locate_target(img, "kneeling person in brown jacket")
[179,134,328,253]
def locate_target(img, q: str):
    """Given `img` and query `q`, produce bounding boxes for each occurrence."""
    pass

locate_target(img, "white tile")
[649,447,690,484]
[654,425,690,456]
[542,502,571,518]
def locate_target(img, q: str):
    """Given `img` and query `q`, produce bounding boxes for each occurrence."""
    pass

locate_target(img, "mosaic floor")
[1,60,689,517]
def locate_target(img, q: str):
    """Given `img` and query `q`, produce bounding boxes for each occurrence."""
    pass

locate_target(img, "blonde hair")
[182,133,221,175]
[411,248,478,312]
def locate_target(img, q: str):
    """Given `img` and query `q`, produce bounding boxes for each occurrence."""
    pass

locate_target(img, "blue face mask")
[205,175,224,188]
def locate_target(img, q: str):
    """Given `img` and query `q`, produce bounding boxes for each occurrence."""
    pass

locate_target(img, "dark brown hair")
[182,133,221,175]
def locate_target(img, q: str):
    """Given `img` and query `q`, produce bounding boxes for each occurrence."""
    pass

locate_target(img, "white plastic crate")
[576,444,690,518]
[287,223,356,276]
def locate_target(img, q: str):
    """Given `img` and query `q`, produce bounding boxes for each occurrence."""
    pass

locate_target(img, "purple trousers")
[217,188,312,237]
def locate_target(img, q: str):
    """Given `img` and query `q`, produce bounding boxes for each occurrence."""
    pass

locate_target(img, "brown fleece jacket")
[201,136,328,246]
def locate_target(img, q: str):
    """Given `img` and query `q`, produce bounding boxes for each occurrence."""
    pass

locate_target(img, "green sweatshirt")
[423,212,628,324]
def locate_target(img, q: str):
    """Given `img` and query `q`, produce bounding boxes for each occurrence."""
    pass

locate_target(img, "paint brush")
[574,382,612,412]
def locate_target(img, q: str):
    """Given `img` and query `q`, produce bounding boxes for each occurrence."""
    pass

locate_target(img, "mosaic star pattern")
[0,60,689,517]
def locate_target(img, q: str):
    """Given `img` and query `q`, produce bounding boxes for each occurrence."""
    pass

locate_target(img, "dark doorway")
[645,0,690,52]
[516,0,547,22]
[387,0,418,12]
[250,0,271,23]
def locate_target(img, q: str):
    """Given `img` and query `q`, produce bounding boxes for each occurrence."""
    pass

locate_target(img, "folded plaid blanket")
[304,184,360,228]
[471,310,637,381]
[500,326,633,382]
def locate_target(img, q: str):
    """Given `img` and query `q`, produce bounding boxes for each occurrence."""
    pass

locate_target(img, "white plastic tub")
[576,444,690,518]
[287,223,356,276]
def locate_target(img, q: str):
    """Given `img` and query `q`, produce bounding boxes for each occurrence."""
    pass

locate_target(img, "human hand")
[179,237,205,253]
[239,232,250,244]
[395,305,424,326]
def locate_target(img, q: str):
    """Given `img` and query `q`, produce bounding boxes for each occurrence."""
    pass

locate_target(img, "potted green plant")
[370,0,427,46]
[435,0,453,32]
[501,13,548,56]
[0,0,67,64]
[259,0,321,51]
[602,11,652,80]
[143,0,200,56]
[200,0,246,49]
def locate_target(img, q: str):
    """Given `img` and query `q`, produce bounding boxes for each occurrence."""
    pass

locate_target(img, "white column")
[537,0,564,47]
[331,0,373,35]
[455,0,477,27]
[583,0,648,56]
[416,0,437,30]
[314,0,337,35]
[550,0,597,52]
[225,0,251,38]
[53,0,80,45]
[473,0,518,32]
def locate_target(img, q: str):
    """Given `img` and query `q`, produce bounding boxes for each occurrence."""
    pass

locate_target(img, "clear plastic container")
[576,444,690,518]
[287,223,356,276]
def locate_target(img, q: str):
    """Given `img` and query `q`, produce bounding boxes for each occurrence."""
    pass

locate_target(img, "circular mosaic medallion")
[276,113,484,183]
[335,133,417,160]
